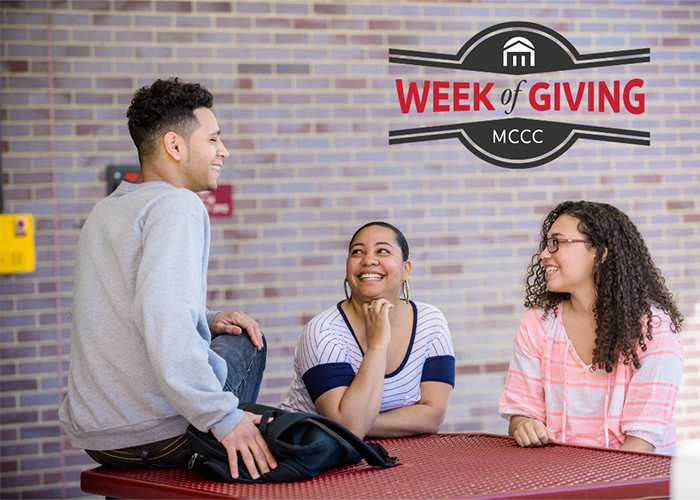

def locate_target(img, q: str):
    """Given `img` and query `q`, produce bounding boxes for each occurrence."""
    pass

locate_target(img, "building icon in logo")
[503,37,535,67]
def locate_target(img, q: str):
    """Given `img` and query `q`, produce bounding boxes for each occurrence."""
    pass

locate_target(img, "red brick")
[1,61,29,72]
[356,181,388,191]
[314,4,346,15]
[295,19,327,29]
[114,1,151,10]
[157,31,193,43]
[428,179,460,189]
[276,124,310,134]
[197,1,231,12]
[275,3,307,14]
[0,473,41,488]
[485,362,510,373]
[156,1,191,12]
[455,364,480,375]
[0,443,39,460]
[0,461,18,473]
[484,305,514,315]
[177,15,211,27]
[301,256,334,266]
[276,33,308,44]
[429,236,460,246]
[216,17,251,28]
[225,289,260,300]
[634,175,662,183]
[0,396,16,409]
[244,273,277,284]
[264,287,298,298]
[332,19,364,29]
[0,28,27,41]
[663,38,691,47]
[312,210,345,222]
[44,470,82,484]
[237,1,269,13]
[174,47,213,59]
[336,79,366,89]
[661,10,690,19]
[315,123,348,133]
[74,61,112,73]
[0,412,38,426]
[370,20,400,30]
[222,229,258,239]
[51,45,90,57]
[242,213,277,224]
[0,428,17,441]
[73,29,113,42]
[96,77,133,89]
[254,17,289,29]
[88,15,126,28]
[407,21,437,30]
[431,264,462,275]
[668,200,694,210]
[6,13,49,25]
[351,34,383,45]
[115,34,151,49]
[136,46,172,57]
[238,63,271,74]
[0,314,35,327]
[9,77,48,89]
[282,271,317,283]
[278,94,311,105]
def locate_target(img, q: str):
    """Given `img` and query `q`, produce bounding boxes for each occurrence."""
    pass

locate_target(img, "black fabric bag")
[185,403,398,483]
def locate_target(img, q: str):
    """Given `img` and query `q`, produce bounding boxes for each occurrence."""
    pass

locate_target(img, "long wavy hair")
[524,200,682,372]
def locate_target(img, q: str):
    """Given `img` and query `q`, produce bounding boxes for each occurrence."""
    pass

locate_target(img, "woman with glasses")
[279,221,455,439]
[499,200,684,453]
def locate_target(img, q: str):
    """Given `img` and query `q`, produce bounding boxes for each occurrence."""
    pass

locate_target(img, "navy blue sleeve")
[302,362,356,402]
[421,355,455,387]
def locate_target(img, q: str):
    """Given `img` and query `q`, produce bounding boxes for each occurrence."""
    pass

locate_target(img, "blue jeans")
[212,332,267,404]
[87,333,267,469]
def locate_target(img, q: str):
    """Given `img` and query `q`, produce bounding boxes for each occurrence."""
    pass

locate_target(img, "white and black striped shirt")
[279,300,455,415]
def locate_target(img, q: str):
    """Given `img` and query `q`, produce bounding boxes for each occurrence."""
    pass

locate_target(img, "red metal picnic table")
[81,433,671,499]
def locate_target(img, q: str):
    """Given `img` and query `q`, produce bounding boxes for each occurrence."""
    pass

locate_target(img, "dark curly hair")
[126,77,213,164]
[524,200,682,373]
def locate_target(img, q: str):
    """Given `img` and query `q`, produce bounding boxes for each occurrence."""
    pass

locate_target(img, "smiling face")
[180,107,229,192]
[346,225,412,304]
[540,214,598,298]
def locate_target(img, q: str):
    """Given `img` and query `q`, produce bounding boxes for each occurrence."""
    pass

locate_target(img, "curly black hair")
[126,77,213,164]
[524,200,682,373]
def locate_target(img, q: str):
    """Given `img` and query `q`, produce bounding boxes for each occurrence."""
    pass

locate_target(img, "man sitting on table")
[59,78,277,480]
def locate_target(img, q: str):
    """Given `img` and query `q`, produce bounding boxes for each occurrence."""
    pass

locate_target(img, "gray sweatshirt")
[59,181,243,450]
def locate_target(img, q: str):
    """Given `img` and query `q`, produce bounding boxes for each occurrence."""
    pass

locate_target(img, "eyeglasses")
[539,237,592,254]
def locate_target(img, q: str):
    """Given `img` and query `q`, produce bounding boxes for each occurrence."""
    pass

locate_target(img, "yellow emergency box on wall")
[0,214,36,274]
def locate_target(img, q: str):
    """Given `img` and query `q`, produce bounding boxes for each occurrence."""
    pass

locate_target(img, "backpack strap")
[300,414,398,467]
[245,404,398,468]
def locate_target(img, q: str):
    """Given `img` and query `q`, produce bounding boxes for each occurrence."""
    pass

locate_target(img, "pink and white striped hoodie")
[499,304,684,454]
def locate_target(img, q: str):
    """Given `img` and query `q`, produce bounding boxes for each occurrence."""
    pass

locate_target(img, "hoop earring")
[402,280,410,304]
[344,278,351,301]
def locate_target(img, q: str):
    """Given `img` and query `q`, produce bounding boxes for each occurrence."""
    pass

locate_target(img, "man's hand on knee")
[210,311,263,350]
[220,412,277,480]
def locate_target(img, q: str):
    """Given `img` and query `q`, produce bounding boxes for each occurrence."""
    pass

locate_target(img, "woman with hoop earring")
[280,222,455,439]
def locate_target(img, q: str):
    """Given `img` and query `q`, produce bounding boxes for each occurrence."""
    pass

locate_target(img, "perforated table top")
[81,433,671,500]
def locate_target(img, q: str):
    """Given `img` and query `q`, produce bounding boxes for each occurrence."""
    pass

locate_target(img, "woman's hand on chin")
[363,299,393,350]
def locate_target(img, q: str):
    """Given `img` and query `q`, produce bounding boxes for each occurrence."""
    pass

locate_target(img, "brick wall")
[1,1,698,498]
